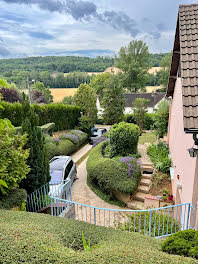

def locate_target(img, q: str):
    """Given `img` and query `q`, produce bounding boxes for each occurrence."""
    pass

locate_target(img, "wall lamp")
[188,147,198,158]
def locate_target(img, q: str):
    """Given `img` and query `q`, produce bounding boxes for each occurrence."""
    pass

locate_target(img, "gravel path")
[138,143,152,165]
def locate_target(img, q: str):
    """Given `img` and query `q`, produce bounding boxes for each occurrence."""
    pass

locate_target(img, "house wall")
[124,107,154,114]
[168,77,198,207]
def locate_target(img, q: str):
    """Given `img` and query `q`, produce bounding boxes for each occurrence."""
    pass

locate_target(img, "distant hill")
[0,53,167,75]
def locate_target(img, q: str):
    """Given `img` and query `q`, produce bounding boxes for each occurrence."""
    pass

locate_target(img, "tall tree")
[158,52,172,89]
[90,72,111,105]
[74,83,97,123]
[132,98,149,134]
[115,40,150,92]
[20,101,50,193]
[153,100,169,138]
[103,75,125,125]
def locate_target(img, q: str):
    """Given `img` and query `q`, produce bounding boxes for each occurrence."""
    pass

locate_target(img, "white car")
[49,156,77,195]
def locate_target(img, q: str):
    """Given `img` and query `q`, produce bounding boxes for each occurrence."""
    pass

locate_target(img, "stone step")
[128,200,144,210]
[142,173,152,180]
[142,166,153,173]
[137,185,150,194]
[134,192,146,202]
[140,178,151,187]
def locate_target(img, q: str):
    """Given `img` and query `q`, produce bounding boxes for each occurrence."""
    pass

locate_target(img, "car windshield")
[49,170,62,184]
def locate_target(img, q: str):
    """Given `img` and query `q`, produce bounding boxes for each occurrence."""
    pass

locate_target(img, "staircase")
[128,163,153,210]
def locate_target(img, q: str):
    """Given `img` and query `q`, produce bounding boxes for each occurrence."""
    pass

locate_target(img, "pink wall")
[168,77,198,206]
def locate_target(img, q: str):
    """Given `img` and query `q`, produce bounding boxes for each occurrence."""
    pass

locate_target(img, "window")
[64,160,74,180]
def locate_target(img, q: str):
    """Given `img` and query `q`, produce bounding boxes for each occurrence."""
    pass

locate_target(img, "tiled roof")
[124,93,165,108]
[167,4,198,131]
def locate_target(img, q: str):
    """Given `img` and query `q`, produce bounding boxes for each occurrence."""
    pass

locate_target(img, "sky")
[0,0,197,58]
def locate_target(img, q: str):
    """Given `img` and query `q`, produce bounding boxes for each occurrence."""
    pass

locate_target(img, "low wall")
[144,195,174,209]
[113,190,130,205]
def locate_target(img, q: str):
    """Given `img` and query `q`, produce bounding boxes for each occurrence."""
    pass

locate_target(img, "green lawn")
[139,132,156,144]
[0,210,197,263]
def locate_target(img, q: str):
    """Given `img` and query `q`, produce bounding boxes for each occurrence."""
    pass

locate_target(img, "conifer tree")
[20,101,50,193]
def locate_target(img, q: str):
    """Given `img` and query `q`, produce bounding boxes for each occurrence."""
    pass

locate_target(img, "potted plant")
[162,188,168,201]
[168,194,173,201]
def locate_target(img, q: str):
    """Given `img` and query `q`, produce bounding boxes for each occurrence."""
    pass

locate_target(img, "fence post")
[94,208,96,225]
[186,203,191,230]
[50,197,53,216]
[149,211,152,237]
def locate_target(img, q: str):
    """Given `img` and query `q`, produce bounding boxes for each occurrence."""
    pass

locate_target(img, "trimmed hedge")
[46,130,88,160]
[0,101,80,131]
[108,122,140,157]
[87,142,140,195]
[15,122,55,135]
[124,113,155,130]
[0,188,26,210]
[161,230,198,259]
[0,210,196,263]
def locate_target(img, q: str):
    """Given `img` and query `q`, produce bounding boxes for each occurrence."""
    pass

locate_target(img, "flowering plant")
[60,133,79,144]
[92,137,108,148]
[120,156,141,181]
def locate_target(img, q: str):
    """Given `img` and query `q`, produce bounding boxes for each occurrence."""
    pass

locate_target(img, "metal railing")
[26,179,197,238]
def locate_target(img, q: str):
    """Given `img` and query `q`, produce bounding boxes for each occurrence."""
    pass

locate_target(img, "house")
[96,92,165,117]
[124,92,165,114]
[167,4,198,210]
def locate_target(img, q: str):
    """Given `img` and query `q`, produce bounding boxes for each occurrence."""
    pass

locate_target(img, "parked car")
[89,127,108,144]
[49,156,77,195]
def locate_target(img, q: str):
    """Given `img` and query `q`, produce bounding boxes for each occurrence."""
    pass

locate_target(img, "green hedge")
[46,130,88,160]
[0,188,26,210]
[124,113,155,130]
[161,230,198,259]
[0,210,196,263]
[147,142,171,173]
[87,143,139,195]
[0,101,80,131]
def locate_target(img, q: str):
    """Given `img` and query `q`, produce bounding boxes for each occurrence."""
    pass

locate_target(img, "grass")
[139,132,156,144]
[0,210,197,263]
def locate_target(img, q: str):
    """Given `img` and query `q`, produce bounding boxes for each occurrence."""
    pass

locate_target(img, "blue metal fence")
[26,179,197,238]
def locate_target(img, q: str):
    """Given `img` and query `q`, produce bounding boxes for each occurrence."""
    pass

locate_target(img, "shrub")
[59,134,79,144]
[56,140,75,156]
[87,142,139,195]
[161,230,198,259]
[92,137,108,148]
[119,156,141,181]
[32,90,48,104]
[124,113,155,130]
[118,210,179,237]
[0,87,20,103]
[0,126,30,192]
[147,142,171,173]
[0,101,80,131]
[108,121,140,157]
[0,188,27,210]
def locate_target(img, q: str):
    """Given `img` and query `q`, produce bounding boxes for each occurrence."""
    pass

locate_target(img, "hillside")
[0,210,196,263]
[0,53,167,75]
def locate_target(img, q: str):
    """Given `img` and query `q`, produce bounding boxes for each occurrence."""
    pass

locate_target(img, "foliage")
[147,142,171,173]
[0,87,21,103]
[0,79,8,87]
[0,179,8,195]
[108,122,140,157]
[46,130,87,160]
[124,113,155,130]
[153,100,169,137]
[74,83,97,123]
[0,101,81,131]
[20,102,50,194]
[118,210,179,237]
[119,156,141,181]
[90,72,111,104]
[82,232,97,252]
[0,188,26,210]
[115,40,150,92]
[62,95,74,105]
[78,115,94,135]
[102,75,125,124]
[1,210,196,263]
[158,52,172,88]
[87,142,140,195]
[161,230,198,259]
[31,90,48,104]
[132,98,150,133]
[92,137,108,148]
[32,81,53,103]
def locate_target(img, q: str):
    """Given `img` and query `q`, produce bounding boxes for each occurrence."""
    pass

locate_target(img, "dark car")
[89,127,108,145]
